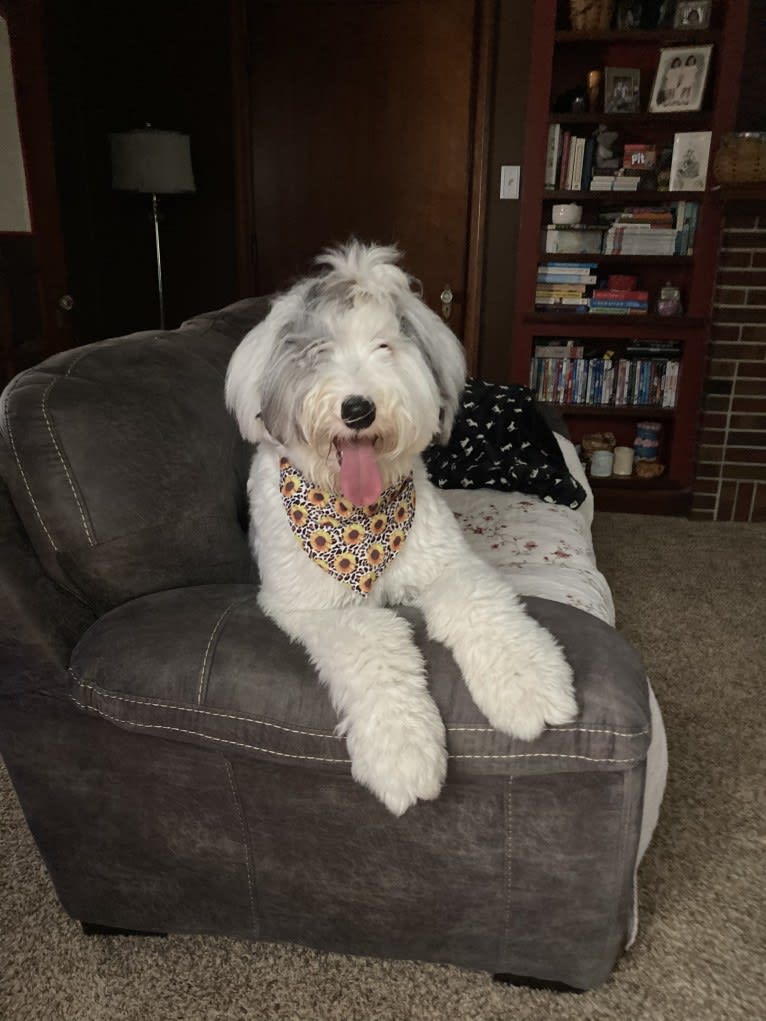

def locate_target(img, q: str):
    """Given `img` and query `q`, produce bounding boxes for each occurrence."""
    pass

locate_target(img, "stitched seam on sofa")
[502,776,513,969]
[197,594,260,705]
[4,404,59,552]
[41,371,96,545]
[450,752,644,763]
[224,758,260,938]
[69,692,644,765]
[68,673,649,747]
[70,676,648,748]
[70,675,342,739]
[69,695,353,763]
[449,725,649,738]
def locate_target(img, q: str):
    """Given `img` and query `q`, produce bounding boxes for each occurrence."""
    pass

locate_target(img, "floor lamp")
[110,127,196,330]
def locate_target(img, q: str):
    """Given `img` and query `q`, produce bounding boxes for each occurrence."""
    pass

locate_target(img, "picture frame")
[674,1,712,29]
[604,67,641,114]
[615,0,643,30]
[669,130,712,190]
[648,45,712,113]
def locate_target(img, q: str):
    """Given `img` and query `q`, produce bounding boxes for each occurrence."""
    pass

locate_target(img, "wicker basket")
[569,0,614,31]
[713,133,766,185]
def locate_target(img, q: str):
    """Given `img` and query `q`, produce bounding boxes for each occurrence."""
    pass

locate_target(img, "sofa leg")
[80,921,168,938]
[493,973,585,994]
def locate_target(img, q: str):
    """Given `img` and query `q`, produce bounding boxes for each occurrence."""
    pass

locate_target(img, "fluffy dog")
[225,241,577,815]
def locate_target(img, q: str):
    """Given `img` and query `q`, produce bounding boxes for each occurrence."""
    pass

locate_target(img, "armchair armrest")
[0,476,95,699]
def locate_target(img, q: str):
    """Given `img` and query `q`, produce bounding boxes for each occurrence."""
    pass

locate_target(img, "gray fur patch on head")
[259,311,331,444]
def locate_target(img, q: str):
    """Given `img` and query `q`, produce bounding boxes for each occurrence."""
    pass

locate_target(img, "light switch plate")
[500,164,520,200]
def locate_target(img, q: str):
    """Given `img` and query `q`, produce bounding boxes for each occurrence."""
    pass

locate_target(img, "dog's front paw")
[346,703,448,816]
[473,629,578,742]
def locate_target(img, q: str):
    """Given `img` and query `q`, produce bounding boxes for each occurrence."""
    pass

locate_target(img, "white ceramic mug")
[552,203,583,225]
[613,446,634,476]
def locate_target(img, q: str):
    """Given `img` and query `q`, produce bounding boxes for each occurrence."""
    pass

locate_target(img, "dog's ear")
[398,295,466,444]
[225,316,276,444]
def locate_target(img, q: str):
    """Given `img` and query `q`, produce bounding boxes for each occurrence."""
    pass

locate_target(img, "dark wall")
[43,0,241,342]
[737,0,766,129]
[40,0,761,354]
[477,0,534,382]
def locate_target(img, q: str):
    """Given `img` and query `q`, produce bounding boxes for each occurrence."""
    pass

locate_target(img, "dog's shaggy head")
[225,240,466,504]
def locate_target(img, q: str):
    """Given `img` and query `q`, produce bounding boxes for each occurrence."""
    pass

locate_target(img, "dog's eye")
[377,343,392,352]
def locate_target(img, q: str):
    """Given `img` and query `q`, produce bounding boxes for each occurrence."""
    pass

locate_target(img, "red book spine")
[558,132,571,190]
[592,289,650,301]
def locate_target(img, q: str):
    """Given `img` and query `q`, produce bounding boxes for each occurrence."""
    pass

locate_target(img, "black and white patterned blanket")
[423,379,587,509]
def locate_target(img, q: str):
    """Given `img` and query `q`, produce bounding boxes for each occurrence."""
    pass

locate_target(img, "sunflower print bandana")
[279,457,416,596]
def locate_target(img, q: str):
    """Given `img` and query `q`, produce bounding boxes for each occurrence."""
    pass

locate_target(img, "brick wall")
[693,208,766,521]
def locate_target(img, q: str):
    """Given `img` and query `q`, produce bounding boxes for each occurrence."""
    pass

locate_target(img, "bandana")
[278,457,416,596]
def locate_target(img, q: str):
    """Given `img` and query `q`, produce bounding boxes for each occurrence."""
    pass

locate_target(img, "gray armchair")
[0,299,651,991]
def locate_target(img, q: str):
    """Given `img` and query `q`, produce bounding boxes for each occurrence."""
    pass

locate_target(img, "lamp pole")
[151,192,165,330]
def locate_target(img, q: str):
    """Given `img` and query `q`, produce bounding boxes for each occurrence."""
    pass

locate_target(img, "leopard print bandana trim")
[279,457,416,596]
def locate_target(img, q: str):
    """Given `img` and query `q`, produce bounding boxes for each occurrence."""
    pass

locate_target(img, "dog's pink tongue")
[339,438,383,506]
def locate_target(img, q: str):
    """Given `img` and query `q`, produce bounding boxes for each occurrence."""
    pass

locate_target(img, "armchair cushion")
[69,584,650,778]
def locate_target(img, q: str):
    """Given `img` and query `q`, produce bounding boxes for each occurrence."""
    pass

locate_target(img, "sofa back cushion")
[0,298,271,611]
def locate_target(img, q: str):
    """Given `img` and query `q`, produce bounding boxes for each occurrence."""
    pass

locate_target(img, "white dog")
[225,241,577,815]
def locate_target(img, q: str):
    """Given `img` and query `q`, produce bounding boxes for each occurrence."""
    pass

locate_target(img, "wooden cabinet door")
[0,0,72,385]
[244,0,482,340]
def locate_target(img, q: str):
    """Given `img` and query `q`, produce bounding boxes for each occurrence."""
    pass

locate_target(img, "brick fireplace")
[693,207,766,522]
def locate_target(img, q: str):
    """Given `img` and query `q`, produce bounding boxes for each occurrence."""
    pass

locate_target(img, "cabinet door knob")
[58,294,74,311]
[440,285,454,321]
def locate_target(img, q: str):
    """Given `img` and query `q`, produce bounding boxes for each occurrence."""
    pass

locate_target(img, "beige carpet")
[2,513,764,1020]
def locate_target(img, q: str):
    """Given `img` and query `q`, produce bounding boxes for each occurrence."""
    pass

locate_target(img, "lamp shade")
[110,129,195,195]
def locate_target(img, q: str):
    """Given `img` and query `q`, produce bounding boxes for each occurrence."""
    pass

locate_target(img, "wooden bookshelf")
[511,0,750,515]
[553,29,721,45]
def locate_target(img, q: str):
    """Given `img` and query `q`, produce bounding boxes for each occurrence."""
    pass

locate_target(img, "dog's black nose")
[341,395,376,430]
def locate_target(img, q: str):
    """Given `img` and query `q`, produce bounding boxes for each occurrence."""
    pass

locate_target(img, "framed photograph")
[648,45,712,113]
[615,0,643,30]
[674,1,712,29]
[604,67,641,113]
[669,130,712,190]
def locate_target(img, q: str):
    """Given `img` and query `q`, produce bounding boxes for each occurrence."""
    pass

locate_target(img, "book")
[570,137,586,190]
[558,131,572,190]
[590,300,649,310]
[581,137,596,191]
[544,123,562,189]
[543,261,599,268]
[592,289,649,301]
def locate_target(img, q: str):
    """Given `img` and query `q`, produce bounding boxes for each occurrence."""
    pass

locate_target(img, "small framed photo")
[674,1,712,29]
[604,67,641,113]
[649,45,712,113]
[669,130,712,190]
[615,0,643,30]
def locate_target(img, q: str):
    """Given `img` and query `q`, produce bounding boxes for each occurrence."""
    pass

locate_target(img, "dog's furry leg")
[417,559,578,741]
[259,595,447,815]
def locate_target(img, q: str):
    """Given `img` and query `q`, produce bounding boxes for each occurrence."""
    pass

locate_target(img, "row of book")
[545,130,598,191]
[543,202,699,258]
[535,262,651,314]
[535,262,595,311]
[529,342,681,408]
[546,130,665,193]
[602,202,699,255]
